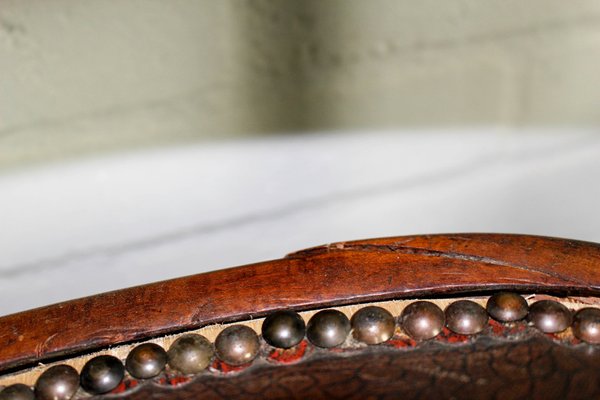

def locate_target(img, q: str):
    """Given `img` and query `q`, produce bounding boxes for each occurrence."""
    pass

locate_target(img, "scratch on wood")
[349,243,592,287]
[36,333,59,358]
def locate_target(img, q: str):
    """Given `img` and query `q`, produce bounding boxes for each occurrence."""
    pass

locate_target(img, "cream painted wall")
[1,1,600,169]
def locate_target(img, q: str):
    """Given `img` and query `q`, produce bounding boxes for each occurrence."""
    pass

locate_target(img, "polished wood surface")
[1,233,600,373]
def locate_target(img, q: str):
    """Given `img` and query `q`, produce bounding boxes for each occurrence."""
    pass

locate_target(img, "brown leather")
[117,336,600,400]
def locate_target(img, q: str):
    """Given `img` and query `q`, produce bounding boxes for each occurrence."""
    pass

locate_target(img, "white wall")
[2,1,600,170]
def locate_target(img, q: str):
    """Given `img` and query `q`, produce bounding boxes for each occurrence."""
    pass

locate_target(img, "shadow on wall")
[232,0,600,131]
[1,0,600,169]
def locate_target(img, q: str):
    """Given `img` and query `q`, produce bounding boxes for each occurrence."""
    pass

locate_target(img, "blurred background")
[1,0,599,316]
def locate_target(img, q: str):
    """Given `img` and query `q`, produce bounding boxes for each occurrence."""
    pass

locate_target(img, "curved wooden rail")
[1,233,600,372]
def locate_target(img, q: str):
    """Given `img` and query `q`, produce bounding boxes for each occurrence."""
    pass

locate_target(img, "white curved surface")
[1,130,600,316]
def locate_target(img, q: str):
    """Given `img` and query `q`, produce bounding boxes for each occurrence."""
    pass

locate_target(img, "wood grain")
[1,233,600,373]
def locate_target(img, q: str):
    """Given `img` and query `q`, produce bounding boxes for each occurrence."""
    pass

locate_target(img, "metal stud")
[8,292,600,398]
[486,292,529,322]
[445,300,488,335]
[125,343,167,379]
[167,334,214,374]
[80,355,124,394]
[572,307,600,344]
[0,384,34,400]
[34,365,79,400]
[400,301,445,340]
[351,306,395,344]
[528,300,572,333]
[215,325,260,366]
[306,309,351,348]
[261,310,306,349]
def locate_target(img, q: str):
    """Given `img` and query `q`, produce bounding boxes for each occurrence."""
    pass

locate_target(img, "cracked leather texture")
[116,336,600,400]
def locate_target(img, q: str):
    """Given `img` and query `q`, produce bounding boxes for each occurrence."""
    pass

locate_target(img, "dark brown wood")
[1,233,600,373]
